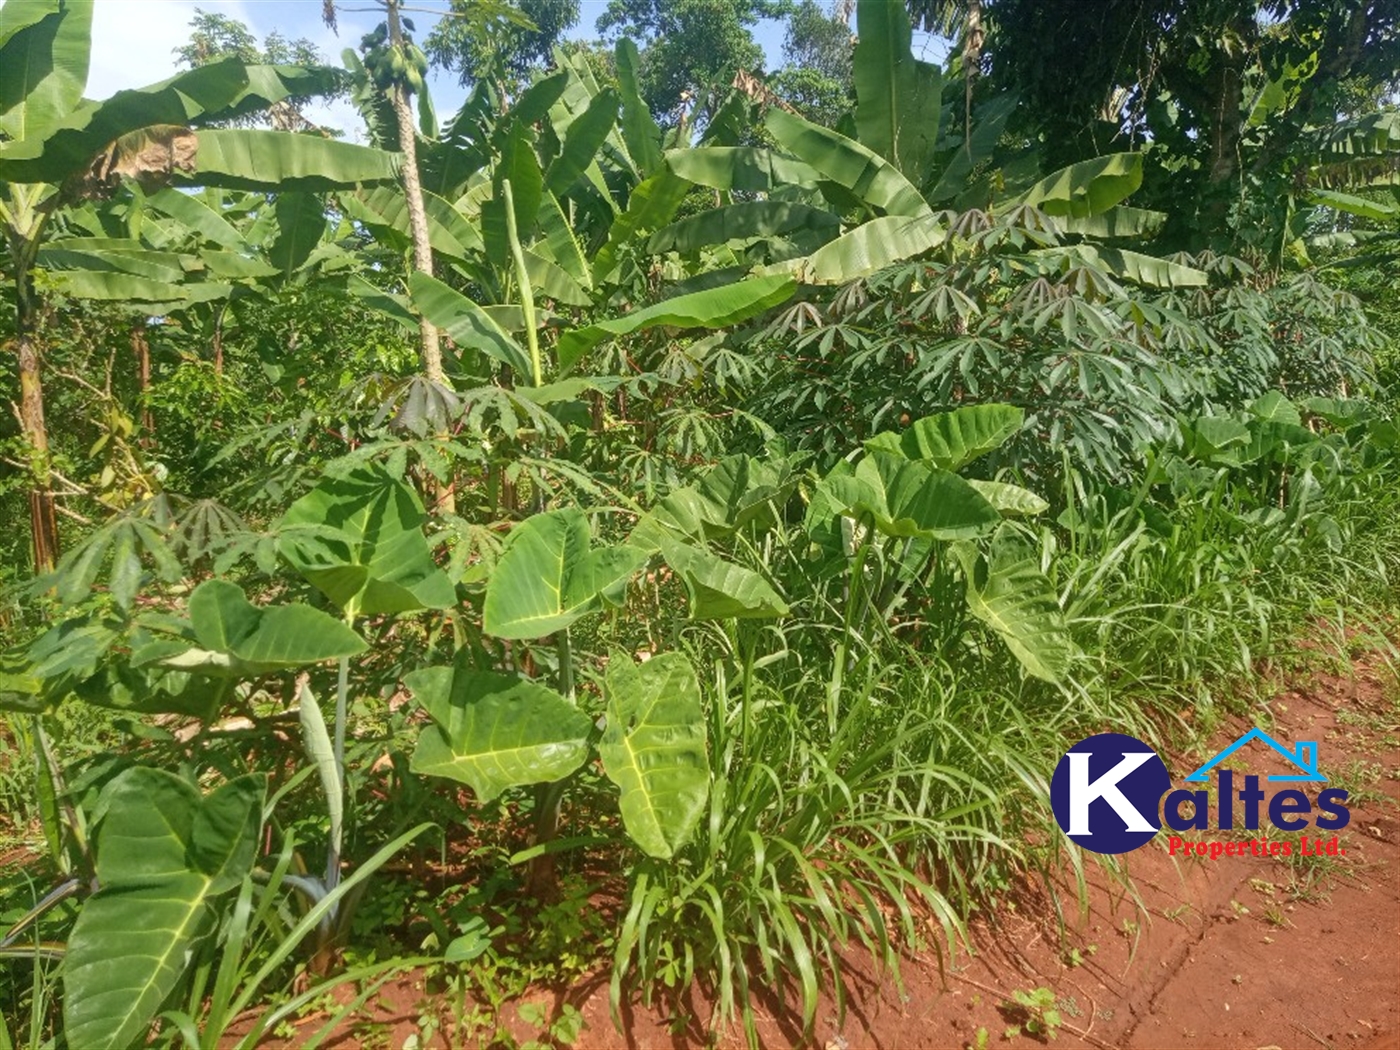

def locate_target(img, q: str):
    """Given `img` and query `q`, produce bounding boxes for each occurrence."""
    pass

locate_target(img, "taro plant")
[272,463,455,941]
[405,505,715,885]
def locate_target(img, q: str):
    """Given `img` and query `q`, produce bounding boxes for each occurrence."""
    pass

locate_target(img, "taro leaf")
[894,404,1024,471]
[1301,396,1375,429]
[598,652,708,859]
[952,530,1072,683]
[836,453,1001,539]
[184,579,366,673]
[630,455,799,549]
[278,465,456,617]
[1248,390,1301,426]
[482,509,646,640]
[63,767,264,1050]
[967,480,1049,516]
[1179,415,1251,462]
[406,659,592,802]
[659,542,788,620]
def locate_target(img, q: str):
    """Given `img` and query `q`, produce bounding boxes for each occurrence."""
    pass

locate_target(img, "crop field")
[2,1,1399,1047]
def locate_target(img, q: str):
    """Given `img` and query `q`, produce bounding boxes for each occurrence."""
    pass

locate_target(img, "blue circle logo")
[1050,733,1170,854]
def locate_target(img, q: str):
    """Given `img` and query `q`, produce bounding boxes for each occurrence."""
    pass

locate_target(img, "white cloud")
[88,0,253,99]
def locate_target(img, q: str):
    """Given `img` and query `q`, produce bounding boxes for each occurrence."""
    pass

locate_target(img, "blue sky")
[90,0,793,139]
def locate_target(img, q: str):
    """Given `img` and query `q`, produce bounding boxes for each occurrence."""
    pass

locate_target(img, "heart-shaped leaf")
[483,509,646,639]
[599,653,708,859]
[64,768,264,1050]
[886,404,1024,471]
[278,466,456,617]
[660,542,789,619]
[182,579,366,674]
[952,530,1072,683]
[406,658,592,802]
[631,455,800,549]
[834,452,1001,539]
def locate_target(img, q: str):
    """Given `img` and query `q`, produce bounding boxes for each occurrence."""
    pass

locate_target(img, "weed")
[1002,987,1063,1042]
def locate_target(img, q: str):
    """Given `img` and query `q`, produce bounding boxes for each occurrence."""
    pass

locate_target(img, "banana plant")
[0,0,395,570]
[646,0,1191,290]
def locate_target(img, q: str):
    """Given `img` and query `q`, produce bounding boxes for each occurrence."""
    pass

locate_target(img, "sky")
[87,0,793,140]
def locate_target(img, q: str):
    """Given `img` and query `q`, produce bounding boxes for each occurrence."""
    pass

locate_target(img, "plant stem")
[326,653,350,893]
[501,179,542,387]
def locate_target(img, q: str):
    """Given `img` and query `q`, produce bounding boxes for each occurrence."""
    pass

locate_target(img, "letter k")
[1067,752,1157,836]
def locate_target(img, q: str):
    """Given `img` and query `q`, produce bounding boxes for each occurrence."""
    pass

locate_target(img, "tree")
[175,9,335,130]
[769,0,853,126]
[929,0,1400,255]
[598,0,792,123]
[424,0,580,91]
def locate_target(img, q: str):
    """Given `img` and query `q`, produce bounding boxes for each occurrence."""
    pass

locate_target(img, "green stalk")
[501,179,542,387]
[324,653,350,895]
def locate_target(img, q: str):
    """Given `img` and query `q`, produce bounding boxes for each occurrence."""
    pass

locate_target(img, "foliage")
[2,0,1400,1046]
[597,0,789,122]
[425,0,581,90]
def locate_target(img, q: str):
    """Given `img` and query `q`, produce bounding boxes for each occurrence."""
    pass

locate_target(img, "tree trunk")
[132,323,154,445]
[15,289,58,572]
[386,0,455,515]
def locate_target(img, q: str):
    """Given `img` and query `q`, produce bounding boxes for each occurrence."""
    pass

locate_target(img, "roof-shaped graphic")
[1183,727,1326,783]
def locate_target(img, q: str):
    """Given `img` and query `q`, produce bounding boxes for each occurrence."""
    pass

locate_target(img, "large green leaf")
[266,190,325,276]
[1015,154,1143,217]
[660,541,788,620]
[558,274,795,372]
[64,768,263,1050]
[966,480,1049,516]
[893,404,1024,470]
[145,187,250,250]
[0,0,91,143]
[664,146,820,192]
[852,0,940,179]
[38,241,189,282]
[615,39,662,175]
[1039,245,1208,288]
[831,452,1002,539]
[765,107,932,219]
[180,579,366,674]
[0,61,338,183]
[795,213,945,283]
[483,509,646,640]
[47,269,232,306]
[407,658,592,802]
[408,271,532,375]
[952,531,1072,683]
[591,166,691,285]
[1054,205,1166,240]
[190,129,399,191]
[545,86,618,196]
[647,201,839,254]
[0,0,57,52]
[278,466,456,617]
[598,653,708,859]
[630,455,800,549]
[342,184,483,261]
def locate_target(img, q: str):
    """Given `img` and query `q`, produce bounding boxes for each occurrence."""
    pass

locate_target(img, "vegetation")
[1,0,1397,1046]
